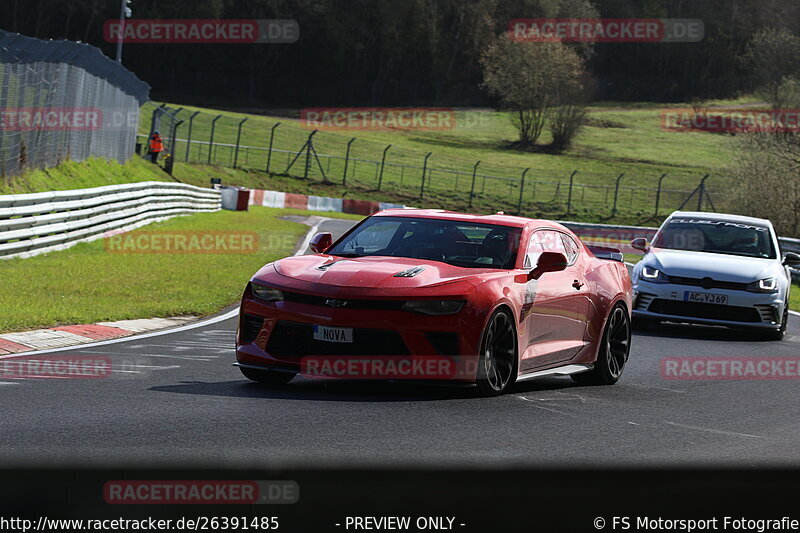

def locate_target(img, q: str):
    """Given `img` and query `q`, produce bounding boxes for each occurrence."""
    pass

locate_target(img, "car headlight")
[746,278,778,293]
[251,283,284,302]
[640,266,669,283]
[401,300,465,315]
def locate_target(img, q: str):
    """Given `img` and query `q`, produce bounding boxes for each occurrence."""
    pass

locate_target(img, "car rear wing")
[586,245,624,263]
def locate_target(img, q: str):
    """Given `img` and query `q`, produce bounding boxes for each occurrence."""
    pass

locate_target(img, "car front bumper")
[235,295,483,382]
[632,280,784,329]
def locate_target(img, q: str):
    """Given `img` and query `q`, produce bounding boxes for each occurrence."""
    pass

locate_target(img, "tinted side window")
[560,234,580,263]
[525,230,567,267]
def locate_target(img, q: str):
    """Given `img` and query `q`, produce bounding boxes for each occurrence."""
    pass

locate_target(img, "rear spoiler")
[587,245,623,263]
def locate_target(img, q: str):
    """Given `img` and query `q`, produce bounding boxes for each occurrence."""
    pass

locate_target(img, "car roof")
[372,208,561,229]
[667,211,773,228]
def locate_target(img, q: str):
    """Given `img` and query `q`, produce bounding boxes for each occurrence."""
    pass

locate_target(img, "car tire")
[761,304,789,341]
[476,309,518,397]
[572,303,631,386]
[240,367,296,386]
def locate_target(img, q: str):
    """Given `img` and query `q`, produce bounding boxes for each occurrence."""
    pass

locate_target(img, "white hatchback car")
[631,211,800,340]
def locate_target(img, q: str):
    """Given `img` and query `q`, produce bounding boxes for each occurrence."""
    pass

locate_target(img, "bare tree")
[481,34,586,150]
[728,131,800,236]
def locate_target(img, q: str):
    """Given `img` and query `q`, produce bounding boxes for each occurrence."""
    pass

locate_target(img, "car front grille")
[647,299,761,323]
[282,291,405,310]
[665,275,750,291]
[266,320,409,357]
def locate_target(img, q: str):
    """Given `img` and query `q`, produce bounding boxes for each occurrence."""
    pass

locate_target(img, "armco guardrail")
[0,182,220,259]
[558,221,656,254]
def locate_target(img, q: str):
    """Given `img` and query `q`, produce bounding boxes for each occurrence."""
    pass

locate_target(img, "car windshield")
[327,216,522,269]
[653,217,776,259]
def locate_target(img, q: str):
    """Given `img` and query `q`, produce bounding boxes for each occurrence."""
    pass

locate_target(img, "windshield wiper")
[330,253,370,257]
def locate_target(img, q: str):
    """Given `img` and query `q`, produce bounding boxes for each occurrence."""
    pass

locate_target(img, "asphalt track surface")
[3,217,800,467]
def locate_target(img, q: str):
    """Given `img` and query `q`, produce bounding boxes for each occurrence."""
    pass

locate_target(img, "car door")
[520,229,589,371]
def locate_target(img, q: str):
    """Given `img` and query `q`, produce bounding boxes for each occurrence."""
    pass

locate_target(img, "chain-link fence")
[137,104,719,220]
[0,30,150,177]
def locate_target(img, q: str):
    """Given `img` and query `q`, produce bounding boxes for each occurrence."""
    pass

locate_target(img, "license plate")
[684,291,728,305]
[312,325,353,343]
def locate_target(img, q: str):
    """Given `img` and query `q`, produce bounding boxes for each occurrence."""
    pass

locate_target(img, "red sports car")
[235,209,633,395]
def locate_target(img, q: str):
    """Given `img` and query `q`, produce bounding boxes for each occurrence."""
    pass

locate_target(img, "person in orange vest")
[148,131,164,164]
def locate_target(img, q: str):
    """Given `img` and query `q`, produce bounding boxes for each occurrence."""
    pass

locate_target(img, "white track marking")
[95,317,195,332]
[663,421,762,439]
[517,396,578,416]
[626,383,686,393]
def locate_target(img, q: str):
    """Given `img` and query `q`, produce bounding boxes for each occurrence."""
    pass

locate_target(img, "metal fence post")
[343,137,356,185]
[468,161,481,208]
[150,104,166,137]
[166,120,183,176]
[697,174,709,211]
[266,122,281,174]
[517,168,530,214]
[565,170,577,215]
[377,144,391,190]
[654,173,667,216]
[233,117,248,169]
[185,111,200,162]
[304,130,318,179]
[420,152,432,199]
[207,114,222,164]
[611,172,625,217]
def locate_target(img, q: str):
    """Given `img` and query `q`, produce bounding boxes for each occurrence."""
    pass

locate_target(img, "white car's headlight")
[747,278,778,293]
[640,266,669,283]
[251,283,284,302]
[401,300,465,315]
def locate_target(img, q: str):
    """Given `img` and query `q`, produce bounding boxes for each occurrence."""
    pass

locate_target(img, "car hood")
[645,248,778,282]
[266,254,496,289]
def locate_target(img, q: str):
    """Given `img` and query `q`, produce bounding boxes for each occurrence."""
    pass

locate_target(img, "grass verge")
[139,100,737,225]
[0,207,361,333]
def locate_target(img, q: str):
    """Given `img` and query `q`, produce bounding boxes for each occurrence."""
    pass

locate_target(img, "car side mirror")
[784,252,800,268]
[309,232,333,254]
[528,252,568,280]
[631,238,649,253]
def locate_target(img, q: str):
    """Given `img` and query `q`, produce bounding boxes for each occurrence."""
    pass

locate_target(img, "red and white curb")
[0,317,196,355]
[247,189,406,215]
